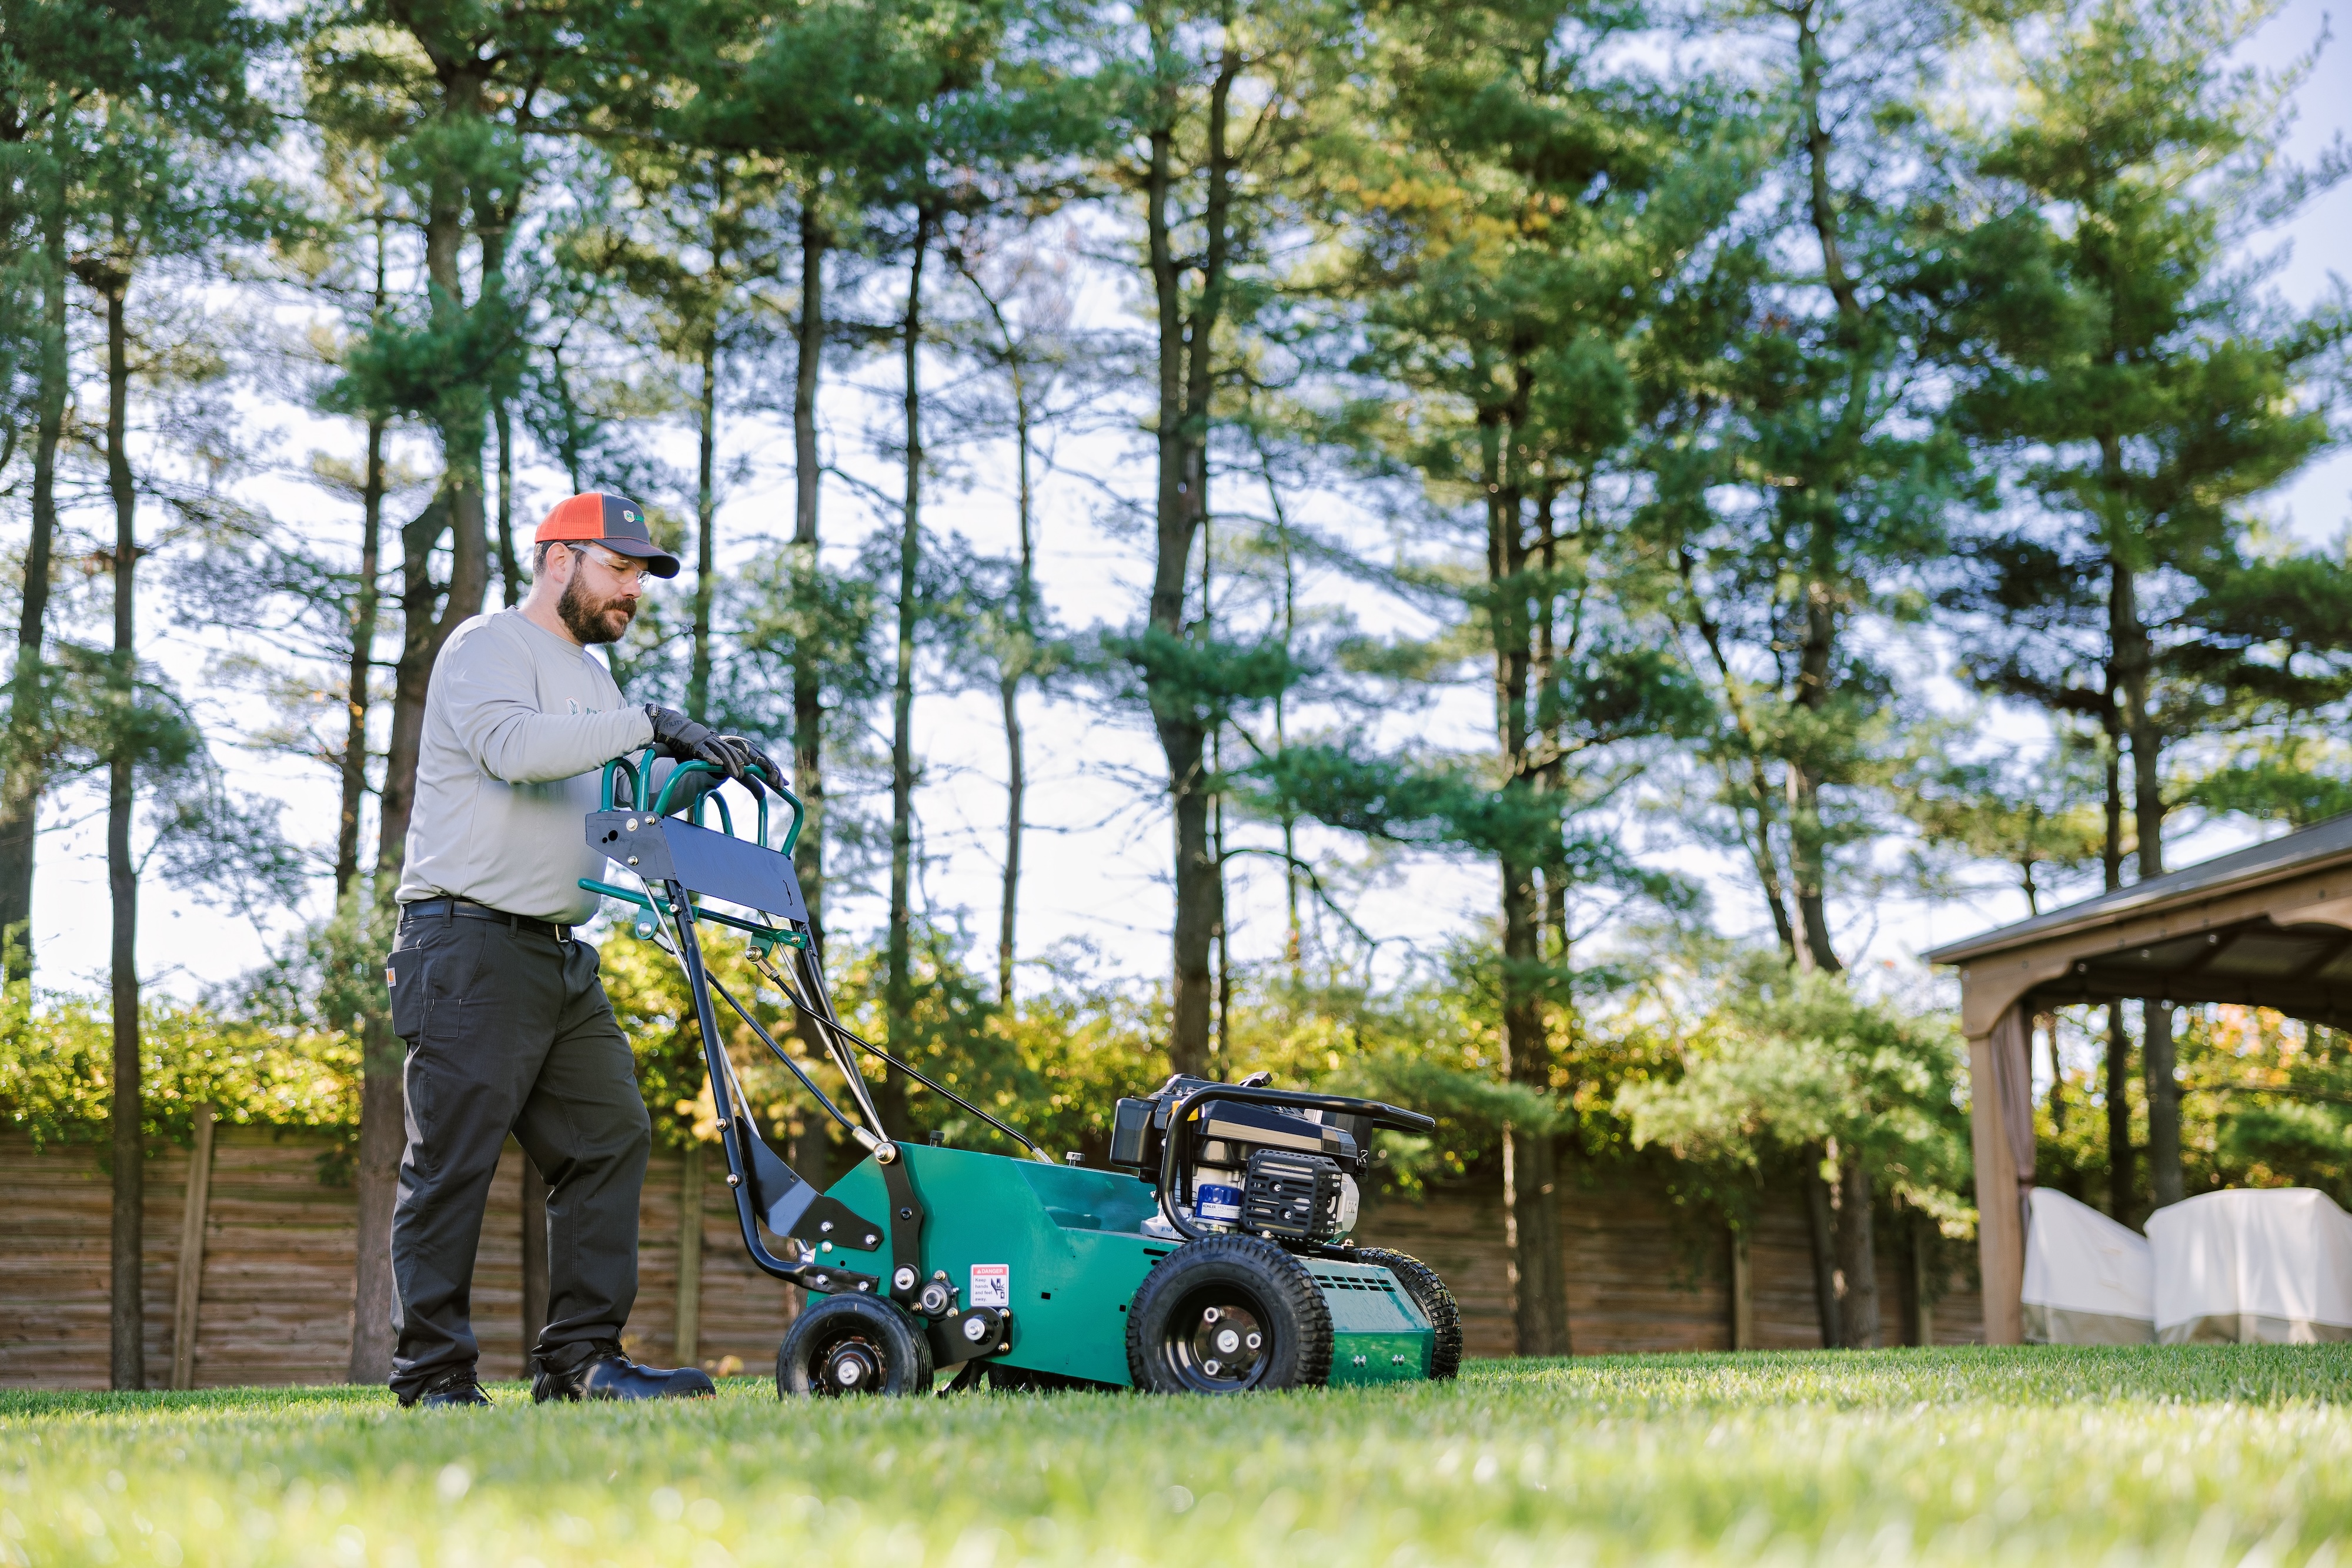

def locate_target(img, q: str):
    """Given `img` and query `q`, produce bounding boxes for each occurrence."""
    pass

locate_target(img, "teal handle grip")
[600,754,642,812]
[610,751,800,856]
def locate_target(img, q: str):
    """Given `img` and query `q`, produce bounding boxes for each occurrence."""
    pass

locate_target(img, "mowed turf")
[6,1348,2352,1566]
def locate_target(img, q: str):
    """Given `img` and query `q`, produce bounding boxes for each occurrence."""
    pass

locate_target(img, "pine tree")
[1937,0,2348,1212]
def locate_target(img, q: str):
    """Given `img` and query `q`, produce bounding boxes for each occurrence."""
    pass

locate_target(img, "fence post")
[170,1106,217,1390]
[676,1142,703,1368]
[1730,1228,1753,1351]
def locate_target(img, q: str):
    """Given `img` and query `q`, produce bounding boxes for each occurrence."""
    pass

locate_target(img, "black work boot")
[532,1342,716,1403]
[400,1369,492,1409]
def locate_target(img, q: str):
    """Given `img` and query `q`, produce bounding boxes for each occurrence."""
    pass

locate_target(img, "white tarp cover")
[2147,1188,2352,1345]
[2022,1188,2155,1345]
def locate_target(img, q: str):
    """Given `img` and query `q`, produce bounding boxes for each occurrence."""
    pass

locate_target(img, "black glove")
[731,740,786,794]
[645,705,755,785]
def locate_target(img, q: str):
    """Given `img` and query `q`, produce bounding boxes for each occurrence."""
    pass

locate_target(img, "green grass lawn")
[6,1348,2352,1566]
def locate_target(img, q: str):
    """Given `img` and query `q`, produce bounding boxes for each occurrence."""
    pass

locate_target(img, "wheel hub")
[817,1334,887,1395]
[1171,1299,1267,1389]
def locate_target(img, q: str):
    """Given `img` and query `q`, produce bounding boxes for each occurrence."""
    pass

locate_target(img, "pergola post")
[1967,1024,2024,1345]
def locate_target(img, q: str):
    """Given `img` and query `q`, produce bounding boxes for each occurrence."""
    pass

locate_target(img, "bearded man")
[385,492,778,1407]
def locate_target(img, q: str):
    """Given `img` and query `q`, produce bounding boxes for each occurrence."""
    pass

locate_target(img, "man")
[386,491,778,1407]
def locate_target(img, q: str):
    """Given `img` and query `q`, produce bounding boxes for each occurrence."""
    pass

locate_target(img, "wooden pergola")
[1925,813,2352,1342]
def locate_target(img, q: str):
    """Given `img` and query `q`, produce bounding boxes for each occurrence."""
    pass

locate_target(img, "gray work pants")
[385,907,652,1398]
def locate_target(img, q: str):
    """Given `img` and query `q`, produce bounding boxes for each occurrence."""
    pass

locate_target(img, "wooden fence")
[0,1129,1980,1388]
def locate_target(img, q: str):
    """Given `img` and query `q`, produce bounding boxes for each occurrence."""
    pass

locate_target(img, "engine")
[1108,1075,1368,1244]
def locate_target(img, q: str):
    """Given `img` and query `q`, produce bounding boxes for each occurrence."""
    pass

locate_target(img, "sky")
[21,0,2352,1015]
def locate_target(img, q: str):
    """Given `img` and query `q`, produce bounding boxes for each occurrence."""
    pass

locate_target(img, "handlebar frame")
[599,747,806,856]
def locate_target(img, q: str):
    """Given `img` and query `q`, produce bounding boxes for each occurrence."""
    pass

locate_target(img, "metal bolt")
[1204,1359,1222,1375]
[625,818,639,831]
[627,855,639,866]
[1064,1151,1082,1166]
[863,1233,878,1246]
[1203,1308,1221,1323]
[963,1317,988,1343]
[726,1174,740,1188]
[894,1266,917,1291]
[820,1220,834,1233]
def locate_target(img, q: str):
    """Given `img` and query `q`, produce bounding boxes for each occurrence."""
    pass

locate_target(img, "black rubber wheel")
[1125,1234,1332,1395]
[777,1295,935,1398]
[1354,1246,1463,1380]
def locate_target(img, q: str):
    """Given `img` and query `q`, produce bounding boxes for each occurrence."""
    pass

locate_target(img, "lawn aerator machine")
[583,756,1464,1397]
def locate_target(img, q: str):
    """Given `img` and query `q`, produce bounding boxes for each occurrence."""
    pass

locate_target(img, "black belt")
[399,897,573,942]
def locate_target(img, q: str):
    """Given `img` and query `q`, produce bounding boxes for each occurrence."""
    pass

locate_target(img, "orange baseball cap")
[534,492,681,579]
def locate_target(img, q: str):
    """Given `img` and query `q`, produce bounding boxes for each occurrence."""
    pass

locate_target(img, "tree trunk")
[349,494,466,1383]
[102,269,143,1390]
[959,255,1038,1009]
[335,414,386,901]
[0,158,69,968]
[1141,39,1239,1078]
[993,285,1036,1009]
[2106,1002,2133,1219]
[791,205,828,971]
[1803,1155,1840,1348]
[1789,566,1842,974]
[494,398,519,609]
[345,46,496,1388]
[2044,1014,2066,1136]
[1783,0,1866,977]
[689,331,718,725]
[1833,1155,1879,1349]
[1207,516,1229,1060]
[2113,554,2183,1207]
[1484,372,1568,1357]
[998,668,1024,1005]
[883,211,930,1138]
[2144,1003,2183,1208]
[2100,717,2134,1220]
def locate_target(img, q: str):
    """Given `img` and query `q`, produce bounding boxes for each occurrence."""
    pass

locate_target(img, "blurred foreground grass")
[7,1347,2352,1566]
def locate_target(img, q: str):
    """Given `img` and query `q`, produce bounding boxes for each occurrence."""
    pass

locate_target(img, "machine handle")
[645,760,804,856]
[600,753,644,812]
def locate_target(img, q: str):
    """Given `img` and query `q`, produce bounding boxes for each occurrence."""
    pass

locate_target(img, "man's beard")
[558,573,636,645]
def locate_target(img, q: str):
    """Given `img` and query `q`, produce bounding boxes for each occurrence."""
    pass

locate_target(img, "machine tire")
[777,1294,935,1398]
[1353,1247,1463,1380]
[1126,1234,1333,1395]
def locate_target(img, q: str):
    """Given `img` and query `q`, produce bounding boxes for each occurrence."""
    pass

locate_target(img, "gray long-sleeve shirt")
[396,609,656,924]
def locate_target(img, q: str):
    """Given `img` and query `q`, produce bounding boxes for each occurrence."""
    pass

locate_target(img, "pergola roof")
[1925,813,2352,1038]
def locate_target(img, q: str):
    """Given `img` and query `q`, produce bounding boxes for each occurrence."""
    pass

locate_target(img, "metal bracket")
[877,1145,927,1308]
[927,1307,1013,1367]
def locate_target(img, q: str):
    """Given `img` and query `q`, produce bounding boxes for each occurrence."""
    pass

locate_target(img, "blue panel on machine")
[587,810,808,921]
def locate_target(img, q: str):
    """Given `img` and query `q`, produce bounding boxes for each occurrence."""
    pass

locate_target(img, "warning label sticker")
[970,1263,1010,1307]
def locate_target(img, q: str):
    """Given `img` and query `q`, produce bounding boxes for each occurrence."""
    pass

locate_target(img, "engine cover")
[1241,1149,1347,1242]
